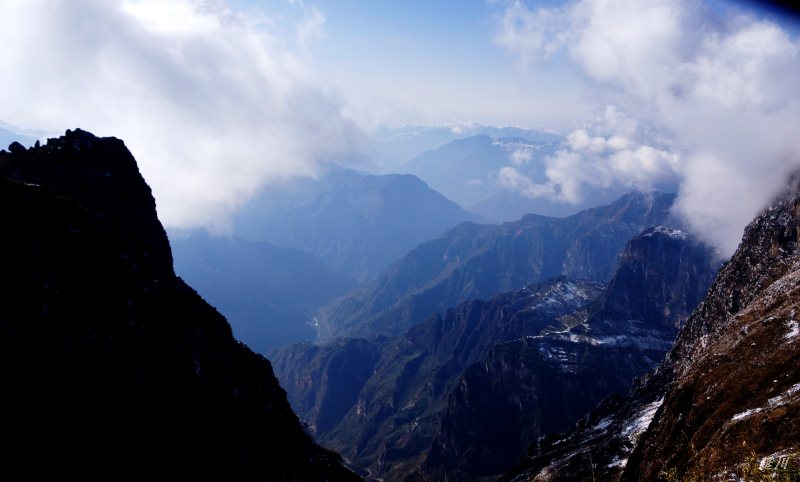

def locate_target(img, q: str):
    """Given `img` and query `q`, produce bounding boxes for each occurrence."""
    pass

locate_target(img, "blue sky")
[1,0,799,254]
[222,0,800,130]
[285,0,591,128]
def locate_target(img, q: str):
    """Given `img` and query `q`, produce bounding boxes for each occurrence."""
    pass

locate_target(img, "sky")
[0,0,799,255]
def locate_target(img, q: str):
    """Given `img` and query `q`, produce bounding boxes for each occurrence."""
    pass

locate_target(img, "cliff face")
[0,130,360,481]
[593,227,718,331]
[621,184,800,480]
[420,227,718,482]
[506,180,800,481]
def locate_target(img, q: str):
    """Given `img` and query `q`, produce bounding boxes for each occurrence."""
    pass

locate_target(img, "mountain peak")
[0,130,360,480]
[0,128,173,276]
[590,225,718,331]
[505,174,800,481]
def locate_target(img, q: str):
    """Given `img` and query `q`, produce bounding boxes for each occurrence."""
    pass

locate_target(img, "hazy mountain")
[272,227,718,481]
[368,124,562,168]
[0,121,39,149]
[319,190,676,339]
[468,187,624,223]
[232,167,481,282]
[506,177,800,481]
[170,232,358,353]
[0,130,360,481]
[401,134,561,212]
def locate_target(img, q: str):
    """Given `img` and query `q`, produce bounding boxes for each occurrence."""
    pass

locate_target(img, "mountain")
[272,227,718,481]
[505,178,800,481]
[0,130,360,481]
[232,167,481,282]
[402,134,561,212]
[418,227,719,481]
[368,124,562,169]
[468,187,624,223]
[0,121,39,149]
[272,277,605,481]
[319,190,676,339]
[170,232,358,353]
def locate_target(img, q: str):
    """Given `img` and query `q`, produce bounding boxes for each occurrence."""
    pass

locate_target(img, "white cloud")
[497,165,555,199]
[295,5,326,50]
[509,145,533,165]
[0,0,359,232]
[494,0,567,65]
[494,0,800,255]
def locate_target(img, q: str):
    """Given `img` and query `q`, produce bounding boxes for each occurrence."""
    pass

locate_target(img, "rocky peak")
[0,129,173,276]
[619,178,800,479]
[505,176,800,481]
[591,226,719,331]
[0,130,360,481]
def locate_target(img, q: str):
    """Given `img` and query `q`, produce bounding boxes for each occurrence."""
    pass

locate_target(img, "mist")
[495,0,800,255]
[0,0,360,232]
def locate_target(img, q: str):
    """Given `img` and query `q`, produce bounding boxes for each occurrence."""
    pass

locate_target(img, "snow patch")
[593,417,613,431]
[767,383,800,407]
[644,226,687,240]
[562,332,671,351]
[731,383,800,422]
[731,407,763,422]
[785,320,799,340]
[621,397,663,443]
[606,457,628,469]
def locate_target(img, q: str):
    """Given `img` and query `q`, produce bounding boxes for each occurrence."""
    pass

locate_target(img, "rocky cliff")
[506,179,800,481]
[0,130,360,481]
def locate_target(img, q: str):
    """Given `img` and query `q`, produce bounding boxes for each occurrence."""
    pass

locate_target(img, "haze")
[0,0,798,255]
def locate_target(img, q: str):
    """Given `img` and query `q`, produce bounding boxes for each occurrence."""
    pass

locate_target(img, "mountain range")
[231,166,481,282]
[3,127,797,482]
[318,190,677,340]
[272,226,719,481]
[367,124,562,170]
[401,135,549,207]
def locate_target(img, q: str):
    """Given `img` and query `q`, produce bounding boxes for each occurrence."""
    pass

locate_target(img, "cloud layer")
[0,0,359,231]
[495,0,800,255]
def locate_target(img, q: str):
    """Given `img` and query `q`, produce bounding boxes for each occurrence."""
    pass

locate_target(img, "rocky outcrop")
[0,130,360,481]
[506,179,800,481]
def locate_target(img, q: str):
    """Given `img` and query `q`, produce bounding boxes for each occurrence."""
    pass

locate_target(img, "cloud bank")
[0,0,359,231]
[495,0,800,255]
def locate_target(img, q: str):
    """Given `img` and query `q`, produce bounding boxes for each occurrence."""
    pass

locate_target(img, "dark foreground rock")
[0,130,360,481]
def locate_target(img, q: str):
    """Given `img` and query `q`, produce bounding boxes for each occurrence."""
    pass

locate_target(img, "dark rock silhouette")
[0,130,360,481]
